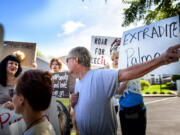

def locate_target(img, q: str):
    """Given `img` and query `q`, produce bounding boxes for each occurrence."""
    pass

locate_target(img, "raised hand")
[160,44,180,65]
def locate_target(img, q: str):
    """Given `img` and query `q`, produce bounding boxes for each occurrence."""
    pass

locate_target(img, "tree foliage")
[172,75,180,82]
[36,51,44,58]
[122,0,180,27]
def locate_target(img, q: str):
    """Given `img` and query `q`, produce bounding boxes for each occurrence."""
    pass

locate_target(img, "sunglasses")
[66,57,75,63]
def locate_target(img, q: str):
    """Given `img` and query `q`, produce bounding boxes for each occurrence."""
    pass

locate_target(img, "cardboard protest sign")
[0,24,4,58]
[119,15,180,75]
[91,36,121,67]
[52,71,76,98]
[0,24,4,44]
[0,96,61,135]
[0,41,36,68]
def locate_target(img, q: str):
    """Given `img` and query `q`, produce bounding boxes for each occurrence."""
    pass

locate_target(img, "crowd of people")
[0,43,180,135]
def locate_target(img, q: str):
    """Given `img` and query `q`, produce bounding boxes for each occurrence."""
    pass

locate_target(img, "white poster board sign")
[91,35,121,67]
[119,15,180,74]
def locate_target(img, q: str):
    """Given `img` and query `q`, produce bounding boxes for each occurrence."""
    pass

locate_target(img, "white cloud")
[57,21,85,36]
[39,0,144,57]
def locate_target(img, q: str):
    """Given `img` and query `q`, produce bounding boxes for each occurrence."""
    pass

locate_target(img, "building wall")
[36,57,50,71]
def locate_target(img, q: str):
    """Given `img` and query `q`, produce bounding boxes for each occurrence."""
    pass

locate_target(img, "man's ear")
[75,57,79,64]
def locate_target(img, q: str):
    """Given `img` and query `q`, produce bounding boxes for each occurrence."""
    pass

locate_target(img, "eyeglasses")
[9,88,18,97]
[66,57,75,63]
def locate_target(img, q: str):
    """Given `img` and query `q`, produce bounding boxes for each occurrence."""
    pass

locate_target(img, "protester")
[50,57,73,135]
[0,55,22,108]
[12,70,56,135]
[50,58,62,73]
[111,51,120,114]
[111,51,146,135]
[68,44,180,135]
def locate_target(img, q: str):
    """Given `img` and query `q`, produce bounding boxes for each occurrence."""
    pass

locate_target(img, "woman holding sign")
[50,58,72,135]
[0,55,22,108]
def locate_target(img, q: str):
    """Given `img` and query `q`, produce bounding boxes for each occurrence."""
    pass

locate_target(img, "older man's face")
[67,57,76,73]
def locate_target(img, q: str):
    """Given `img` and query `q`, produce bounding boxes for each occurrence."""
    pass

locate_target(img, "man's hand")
[161,44,180,65]
[70,92,79,108]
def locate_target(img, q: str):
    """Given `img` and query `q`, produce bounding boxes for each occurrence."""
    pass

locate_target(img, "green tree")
[122,0,180,27]
[36,51,45,58]
[172,75,180,82]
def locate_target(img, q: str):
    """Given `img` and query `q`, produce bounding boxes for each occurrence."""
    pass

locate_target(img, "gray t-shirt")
[0,84,13,104]
[74,69,119,135]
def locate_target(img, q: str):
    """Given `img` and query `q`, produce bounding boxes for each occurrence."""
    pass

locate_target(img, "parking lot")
[117,96,180,135]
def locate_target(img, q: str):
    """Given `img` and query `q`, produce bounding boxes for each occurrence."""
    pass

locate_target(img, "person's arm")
[70,92,79,108]
[32,60,37,69]
[117,81,128,95]
[118,44,180,82]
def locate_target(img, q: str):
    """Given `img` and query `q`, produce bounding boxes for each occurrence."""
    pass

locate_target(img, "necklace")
[25,117,44,132]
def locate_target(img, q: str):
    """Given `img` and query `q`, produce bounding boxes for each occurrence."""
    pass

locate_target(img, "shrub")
[152,91,157,94]
[145,92,150,94]
[160,92,165,94]
[167,92,172,94]
[166,82,171,87]
[140,80,151,90]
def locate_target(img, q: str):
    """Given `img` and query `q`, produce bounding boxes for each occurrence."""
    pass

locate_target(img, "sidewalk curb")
[143,94,178,97]
[143,91,179,97]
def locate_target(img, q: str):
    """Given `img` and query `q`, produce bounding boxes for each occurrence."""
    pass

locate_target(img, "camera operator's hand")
[70,92,79,108]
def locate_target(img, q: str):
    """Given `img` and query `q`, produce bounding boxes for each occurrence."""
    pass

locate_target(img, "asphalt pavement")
[117,96,180,135]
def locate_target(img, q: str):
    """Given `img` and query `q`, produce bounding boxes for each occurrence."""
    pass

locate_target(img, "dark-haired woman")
[12,70,56,135]
[0,55,22,108]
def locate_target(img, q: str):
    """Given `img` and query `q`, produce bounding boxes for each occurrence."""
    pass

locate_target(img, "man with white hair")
[68,44,180,135]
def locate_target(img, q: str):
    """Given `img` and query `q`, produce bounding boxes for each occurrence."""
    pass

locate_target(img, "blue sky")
[0,0,138,57]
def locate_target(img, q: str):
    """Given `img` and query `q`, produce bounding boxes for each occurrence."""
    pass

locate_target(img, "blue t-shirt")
[119,91,143,108]
[74,69,119,135]
[119,79,146,110]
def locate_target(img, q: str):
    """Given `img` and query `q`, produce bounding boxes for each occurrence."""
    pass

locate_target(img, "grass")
[141,84,172,94]
[56,98,70,108]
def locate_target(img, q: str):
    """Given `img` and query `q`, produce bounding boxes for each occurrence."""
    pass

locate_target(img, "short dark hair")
[0,55,22,86]
[16,70,53,111]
